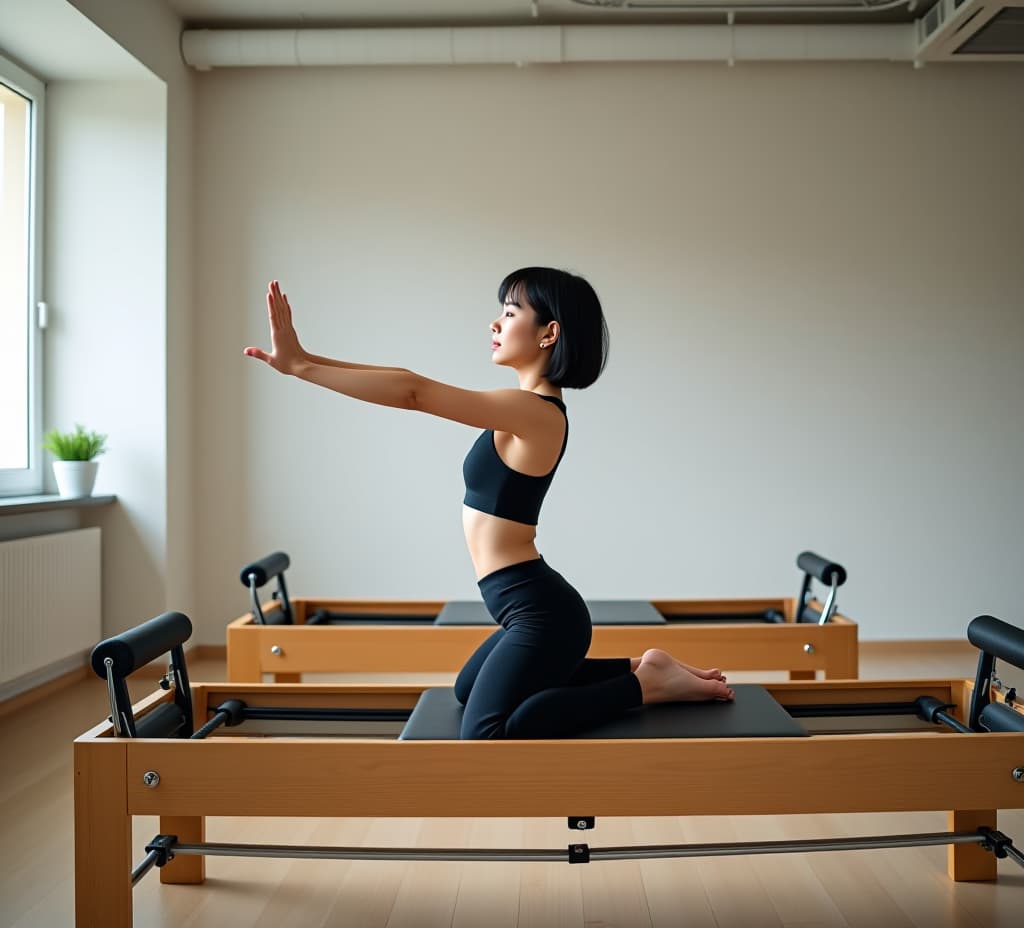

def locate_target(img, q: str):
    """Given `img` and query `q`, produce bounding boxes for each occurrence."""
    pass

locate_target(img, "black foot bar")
[240,551,293,625]
[795,551,847,625]
[132,828,1023,881]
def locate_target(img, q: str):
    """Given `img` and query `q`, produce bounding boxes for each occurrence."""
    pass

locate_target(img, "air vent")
[916,0,1024,60]
[924,5,945,36]
[955,7,1024,51]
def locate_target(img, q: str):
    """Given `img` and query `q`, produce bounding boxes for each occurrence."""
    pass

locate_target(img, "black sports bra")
[462,395,568,526]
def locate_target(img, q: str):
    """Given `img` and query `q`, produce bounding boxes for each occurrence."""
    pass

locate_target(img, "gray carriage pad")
[433,601,493,625]
[399,684,808,740]
[586,600,666,625]
[434,599,666,626]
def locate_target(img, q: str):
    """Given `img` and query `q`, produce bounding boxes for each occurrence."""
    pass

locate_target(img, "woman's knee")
[453,628,505,706]
[459,715,508,740]
[453,672,473,706]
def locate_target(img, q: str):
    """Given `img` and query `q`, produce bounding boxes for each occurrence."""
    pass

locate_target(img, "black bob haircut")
[497,267,610,390]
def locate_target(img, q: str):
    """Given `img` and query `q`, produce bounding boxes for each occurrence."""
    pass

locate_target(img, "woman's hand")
[243,280,309,375]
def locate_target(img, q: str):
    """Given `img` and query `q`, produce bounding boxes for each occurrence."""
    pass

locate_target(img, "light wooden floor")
[2,643,1023,927]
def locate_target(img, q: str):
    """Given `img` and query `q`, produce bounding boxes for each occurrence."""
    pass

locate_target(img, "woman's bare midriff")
[463,505,541,580]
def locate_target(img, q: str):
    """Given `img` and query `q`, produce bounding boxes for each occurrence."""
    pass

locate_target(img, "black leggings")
[454,557,643,739]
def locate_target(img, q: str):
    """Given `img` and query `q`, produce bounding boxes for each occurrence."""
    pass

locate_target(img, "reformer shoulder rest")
[91,611,194,738]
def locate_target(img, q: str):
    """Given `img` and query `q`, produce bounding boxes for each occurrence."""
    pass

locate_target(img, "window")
[0,54,44,496]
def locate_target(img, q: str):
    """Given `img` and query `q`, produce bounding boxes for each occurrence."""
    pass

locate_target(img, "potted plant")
[42,424,108,497]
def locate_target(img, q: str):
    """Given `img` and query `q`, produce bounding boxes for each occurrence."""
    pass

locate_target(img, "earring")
[540,342,548,348]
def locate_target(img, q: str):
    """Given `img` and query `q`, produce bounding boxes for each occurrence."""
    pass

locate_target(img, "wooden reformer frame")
[75,613,1024,928]
[226,550,859,682]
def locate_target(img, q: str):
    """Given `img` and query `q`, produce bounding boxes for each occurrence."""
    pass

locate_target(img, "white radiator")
[0,527,102,699]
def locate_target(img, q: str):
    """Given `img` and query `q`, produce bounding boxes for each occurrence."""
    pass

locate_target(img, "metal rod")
[240,707,412,723]
[173,843,564,862]
[165,830,987,864]
[1004,841,1024,869]
[784,702,923,718]
[103,658,124,737]
[131,851,161,885]
[587,831,985,861]
[818,574,839,625]
[249,575,266,625]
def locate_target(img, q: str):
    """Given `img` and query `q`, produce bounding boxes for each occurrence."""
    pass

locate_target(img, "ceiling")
[0,0,152,81]
[161,0,935,29]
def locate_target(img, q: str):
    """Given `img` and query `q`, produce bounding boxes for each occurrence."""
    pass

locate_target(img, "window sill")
[0,494,117,516]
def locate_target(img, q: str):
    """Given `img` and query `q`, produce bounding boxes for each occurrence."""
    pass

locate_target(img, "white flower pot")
[52,460,99,498]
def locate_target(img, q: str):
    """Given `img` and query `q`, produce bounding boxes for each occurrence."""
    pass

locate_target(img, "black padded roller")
[978,701,1024,733]
[90,611,193,679]
[968,615,1024,672]
[796,551,847,586]
[239,551,290,588]
[134,702,189,739]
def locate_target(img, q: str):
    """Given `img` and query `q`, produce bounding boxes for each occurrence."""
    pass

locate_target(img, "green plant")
[43,424,108,461]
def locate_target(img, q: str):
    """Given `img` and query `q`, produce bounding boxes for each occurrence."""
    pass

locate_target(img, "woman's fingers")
[268,281,284,323]
[245,283,286,369]
[252,280,303,373]
[267,281,295,332]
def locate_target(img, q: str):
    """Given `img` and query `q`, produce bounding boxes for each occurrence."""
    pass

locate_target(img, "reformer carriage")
[75,610,1024,927]
[227,549,859,682]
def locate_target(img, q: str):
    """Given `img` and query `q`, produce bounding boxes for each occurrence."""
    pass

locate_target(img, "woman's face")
[490,286,546,368]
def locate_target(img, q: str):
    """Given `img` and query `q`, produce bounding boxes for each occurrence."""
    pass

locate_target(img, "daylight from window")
[0,82,30,469]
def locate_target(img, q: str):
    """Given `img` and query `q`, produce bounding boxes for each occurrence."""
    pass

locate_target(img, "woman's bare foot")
[634,649,735,704]
[630,650,727,684]
[651,648,727,683]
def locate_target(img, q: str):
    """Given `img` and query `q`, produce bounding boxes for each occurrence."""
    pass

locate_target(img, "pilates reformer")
[226,549,859,682]
[75,611,1024,927]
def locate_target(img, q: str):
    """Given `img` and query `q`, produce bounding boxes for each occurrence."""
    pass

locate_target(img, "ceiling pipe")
[180,24,917,70]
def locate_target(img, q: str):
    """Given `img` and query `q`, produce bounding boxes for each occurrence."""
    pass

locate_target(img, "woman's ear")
[541,321,559,347]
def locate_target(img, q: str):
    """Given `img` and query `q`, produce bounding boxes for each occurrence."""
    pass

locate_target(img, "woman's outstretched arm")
[244,281,561,439]
[301,352,407,373]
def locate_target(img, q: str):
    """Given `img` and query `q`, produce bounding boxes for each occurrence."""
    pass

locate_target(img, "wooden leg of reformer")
[824,626,859,680]
[273,672,302,683]
[159,816,206,884]
[74,740,132,927]
[226,622,262,682]
[948,810,998,881]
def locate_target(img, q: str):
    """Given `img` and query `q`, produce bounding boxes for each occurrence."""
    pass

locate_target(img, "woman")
[245,268,734,739]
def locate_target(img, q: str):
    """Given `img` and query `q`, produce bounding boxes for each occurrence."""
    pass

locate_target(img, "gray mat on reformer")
[433,599,666,626]
[399,685,808,740]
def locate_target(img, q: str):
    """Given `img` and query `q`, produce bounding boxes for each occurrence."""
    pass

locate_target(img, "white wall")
[66,0,197,635]
[45,78,168,632]
[192,60,1023,643]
